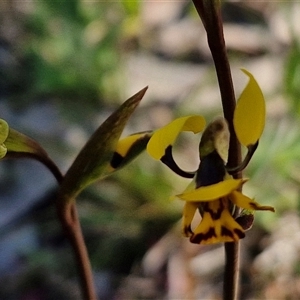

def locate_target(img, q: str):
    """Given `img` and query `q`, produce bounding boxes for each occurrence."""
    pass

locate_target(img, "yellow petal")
[114,132,152,157]
[190,203,245,245]
[169,178,197,202]
[147,115,206,160]
[233,69,266,146]
[230,191,275,212]
[182,202,198,237]
[176,178,246,202]
[106,131,152,174]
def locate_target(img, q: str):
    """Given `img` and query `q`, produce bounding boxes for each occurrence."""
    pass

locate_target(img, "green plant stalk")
[192,1,242,300]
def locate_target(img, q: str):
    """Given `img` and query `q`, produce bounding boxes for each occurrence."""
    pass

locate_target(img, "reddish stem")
[56,199,97,300]
[192,1,242,299]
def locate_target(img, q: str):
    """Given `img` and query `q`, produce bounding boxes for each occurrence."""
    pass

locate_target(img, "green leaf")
[59,87,148,200]
[233,69,266,147]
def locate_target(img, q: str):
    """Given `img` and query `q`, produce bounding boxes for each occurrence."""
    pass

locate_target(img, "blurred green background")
[1,1,300,299]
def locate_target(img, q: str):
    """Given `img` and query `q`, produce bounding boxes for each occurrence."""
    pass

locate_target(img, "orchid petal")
[182,202,198,237]
[147,115,206,160]
[108,131,152,171]
[190,201,245,244]
[231,191,275,212]
[176,178,246,202]
[233,69,266,146]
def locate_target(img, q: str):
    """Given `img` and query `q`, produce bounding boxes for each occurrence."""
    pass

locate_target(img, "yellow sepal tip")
[233,69,266,147]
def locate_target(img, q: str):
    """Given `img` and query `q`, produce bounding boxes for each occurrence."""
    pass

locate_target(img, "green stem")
[192,1,242,299]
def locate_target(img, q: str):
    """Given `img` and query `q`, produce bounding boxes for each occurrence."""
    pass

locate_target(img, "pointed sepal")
[176,178,246,202]
[233,69,266,147]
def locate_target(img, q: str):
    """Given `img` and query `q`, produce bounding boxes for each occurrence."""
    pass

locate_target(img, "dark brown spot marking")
[203,202,224,220]
[190,227,216,244]
[183,225,193,237]
[221,226,245,240]
[110,152,124,168]
[234,228,245,239]
[221,226,234,239]
[249,201,259,209]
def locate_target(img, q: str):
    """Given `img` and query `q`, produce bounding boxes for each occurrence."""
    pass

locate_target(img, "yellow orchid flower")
[146,70,274,245]
[179,177,274,244]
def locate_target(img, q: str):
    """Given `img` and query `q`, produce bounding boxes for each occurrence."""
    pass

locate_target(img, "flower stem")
[192,1,242,299]
[7,152,96,298]
[56,198,97,300]
[6,152,64,184]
